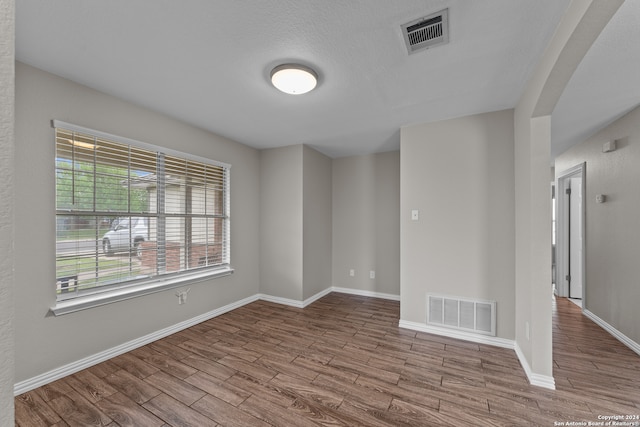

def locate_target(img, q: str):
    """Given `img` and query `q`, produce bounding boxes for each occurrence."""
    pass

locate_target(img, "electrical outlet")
[370,270,375,279]
[349,269,355,277]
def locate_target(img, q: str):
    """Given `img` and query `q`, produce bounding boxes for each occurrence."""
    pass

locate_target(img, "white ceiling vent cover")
[402,9,449,54]
[427,294,496,336]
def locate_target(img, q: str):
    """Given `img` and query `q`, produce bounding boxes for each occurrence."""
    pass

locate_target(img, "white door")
[569,177,583,299]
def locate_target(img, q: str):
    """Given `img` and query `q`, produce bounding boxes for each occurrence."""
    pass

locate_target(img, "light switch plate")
[411,209,419,221]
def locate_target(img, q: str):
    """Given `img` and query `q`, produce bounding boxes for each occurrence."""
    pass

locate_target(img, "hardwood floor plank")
[289,396,365,427]
[398,379,489,412]
[438,399,518,427]
[103,369,162,405]
[388,398,463,427]
[15,389,61,427]
[143,371,207,406]
[270,372,345,409]
[110,352,159,379]
[137,350,198,380]
[328,355,400,384]
[216,355,278,382]
[365,353,407,374]
[93,392,165,427]
[312,373,393,411]
[46,389,113,427]
[242,340,296,363]
[63,369,118,403]
[354,375,440,410]
[149,338,195,361]
[191,394,271,427]
[291,355,360,383]
[142,393,218,427]
[180,354,237,381]
[85,360,121,379]
[177,339,227,360]
[225,372,298,408]
[255,354,320,382]
[184,371,251,406]
[210,340,262,362]
[239,394,322,427]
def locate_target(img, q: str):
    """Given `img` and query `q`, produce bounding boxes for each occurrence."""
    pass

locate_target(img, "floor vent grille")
[427,294,496,336]
[402,9,449,54]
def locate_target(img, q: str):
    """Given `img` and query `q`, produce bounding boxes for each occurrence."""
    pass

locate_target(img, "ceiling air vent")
[402,9,449,54]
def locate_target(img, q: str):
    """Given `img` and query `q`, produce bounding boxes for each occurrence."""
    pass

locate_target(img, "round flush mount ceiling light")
[270,64,318,95]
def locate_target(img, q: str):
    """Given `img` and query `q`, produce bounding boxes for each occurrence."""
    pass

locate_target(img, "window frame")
[51,120,233,316]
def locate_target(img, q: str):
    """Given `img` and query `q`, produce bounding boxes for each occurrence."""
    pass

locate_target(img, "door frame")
[556,162,586,304]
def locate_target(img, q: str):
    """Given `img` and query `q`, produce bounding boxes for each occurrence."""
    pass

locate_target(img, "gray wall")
[513,0,622,382]
[400,110,515,340]
[302,146,332,300]
[259,145,304,300]
[259,144,332,302]
[332,152,400,296]
[0,0,15,423]
[555,105,640,346]
[14,62,261,383]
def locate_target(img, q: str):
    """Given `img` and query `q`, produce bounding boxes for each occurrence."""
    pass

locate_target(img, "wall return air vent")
[427,294,496,336]
[402,8,449,54]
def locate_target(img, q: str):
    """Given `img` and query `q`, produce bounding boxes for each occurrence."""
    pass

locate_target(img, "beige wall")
[400,110,515,339]
[259,145,304,300]
[302,146,332,300]
[14,62,261,383]
[332,152,400,296]
[0,0,15,423]
[555,105,640,346]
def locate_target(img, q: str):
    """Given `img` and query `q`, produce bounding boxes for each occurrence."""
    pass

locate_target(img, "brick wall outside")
[141,241,222,272]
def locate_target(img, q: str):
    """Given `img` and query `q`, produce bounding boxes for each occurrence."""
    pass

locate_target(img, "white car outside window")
[102,217,149,257]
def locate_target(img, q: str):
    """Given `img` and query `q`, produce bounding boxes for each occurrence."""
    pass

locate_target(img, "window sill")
[50,266,234,316]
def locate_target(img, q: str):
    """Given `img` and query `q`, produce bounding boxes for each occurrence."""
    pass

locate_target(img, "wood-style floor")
[14,293,640,426]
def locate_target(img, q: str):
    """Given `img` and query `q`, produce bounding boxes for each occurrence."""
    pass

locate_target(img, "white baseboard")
[331,286,400,301]
[398,320,514,349]
[583,309,640,357]
[399,320,556,390]
[513,342,556,390]
[13,294,260,396]
[259,286,399,308]
[303,287,335,306]
[257,293,305,308]
[257,287,334,309]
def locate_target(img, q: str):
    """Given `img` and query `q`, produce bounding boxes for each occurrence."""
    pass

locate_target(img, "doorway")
[556,163,586,304]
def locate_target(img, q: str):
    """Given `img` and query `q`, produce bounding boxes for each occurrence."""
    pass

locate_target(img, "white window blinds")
[54,121,230,301]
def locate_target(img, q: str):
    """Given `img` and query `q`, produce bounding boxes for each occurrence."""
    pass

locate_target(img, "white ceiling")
[15,1,639,159]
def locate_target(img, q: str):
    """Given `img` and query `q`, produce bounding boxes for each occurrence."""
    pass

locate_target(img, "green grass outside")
[56,228,110,241]
[56,256,131,271]
[56,255,143,294]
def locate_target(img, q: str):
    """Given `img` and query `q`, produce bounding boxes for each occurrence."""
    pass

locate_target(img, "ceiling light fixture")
[270,64,318,95]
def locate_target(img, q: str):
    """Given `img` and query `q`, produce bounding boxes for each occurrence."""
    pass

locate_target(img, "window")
[54,121,231,309]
